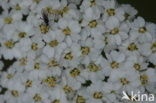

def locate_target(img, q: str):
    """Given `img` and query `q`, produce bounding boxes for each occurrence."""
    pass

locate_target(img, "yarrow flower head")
[0,0,156,103]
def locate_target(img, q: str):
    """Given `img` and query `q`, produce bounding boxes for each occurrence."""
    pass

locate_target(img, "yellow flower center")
[120,78,130,85]
[48,60,59,67]
[11,90,19,97]
[45,6,62,15]
[63,85,74,94]
[93,92,103,99]
[4,17,13,24]
[63,27,71,35]
[87,63,100,72]
[49,40,59,47]
[151,42,156,53]
[4,40,15,48]
[7,74,13,79]
[43,76,57,87]
[90,0,96,6]
[127,43,138,51]
[15,4,21,10]
[33,94,42,102]
[124,13,130,20]
[64,52,73,60]
[76,95,86,103]
[39,24,49,34]
[18,32,27,38]
[110,61,119,69]
[81,47,90,55]
[34,62,40,69]
[31,43,38,51]
[140,74,148,85]
[19,57,27,66]
[139,27,147,33]
[106,8,116,16]
[133,63,141,71]
[52,99,60,103]
[25,80,32,87]
[88,20,97,28]
[70,68,81,78]
[110,28,119,35]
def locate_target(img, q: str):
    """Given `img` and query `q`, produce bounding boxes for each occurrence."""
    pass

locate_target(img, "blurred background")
[118,0,156,23]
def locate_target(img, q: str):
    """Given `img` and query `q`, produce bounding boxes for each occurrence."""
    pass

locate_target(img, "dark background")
[118,0,156,23]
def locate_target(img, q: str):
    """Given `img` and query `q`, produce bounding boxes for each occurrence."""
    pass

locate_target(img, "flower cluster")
[0,0,156,103]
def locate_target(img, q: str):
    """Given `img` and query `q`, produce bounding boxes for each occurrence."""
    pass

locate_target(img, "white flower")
[60,43,81,67]
[25,84,50,102]
[81,57,106,82]
[1,24,17,40]
[28,35,45,57]
[15,38,32,57]
[28,69,52,80]
[22,58,42,71]
[81,19,105,38]
[58,18,81,37]
[105,16,129,45]
[93,34,105,49]
[35,0,63,13]
[78,38,94,65]
[80,0,104,11]
[2,90,23,103]
[130,17,153,43]
[83,6,101,21]
[43,44,55,58]
[120,4,138,20]
[146,23,156,38]
[62,5,80,20]
[109,68,141,92]
[42,30,65,58]
[48,86,68,103]
[139,39,156,64]
[134,68,156,95]
[0,39,21,59]
[0,18,4,29]
[124,54,148,71]
[14,22,34,40]
[146,69,156,82]
[85,82,106,103]
[119,39,140,56]
[40,54,62,76]
[7,78,25,92]
[103,82,121,100]
[101,50,126,76]
[102,0,125,22]
[0,67,16,87]
[0,95,5,103]
[63,67,85,90]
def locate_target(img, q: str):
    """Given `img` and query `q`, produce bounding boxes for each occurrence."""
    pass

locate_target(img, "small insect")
[41,9,49,26]
[62,66,66,70]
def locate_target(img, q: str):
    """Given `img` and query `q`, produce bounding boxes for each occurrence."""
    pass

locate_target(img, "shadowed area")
[118,0,156,23]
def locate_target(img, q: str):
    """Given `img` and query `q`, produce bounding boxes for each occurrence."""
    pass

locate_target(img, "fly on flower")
[41,8,49,26]
[41,7,62,25]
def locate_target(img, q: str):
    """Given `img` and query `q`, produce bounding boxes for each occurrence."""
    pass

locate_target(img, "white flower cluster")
[0,0,156,103]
